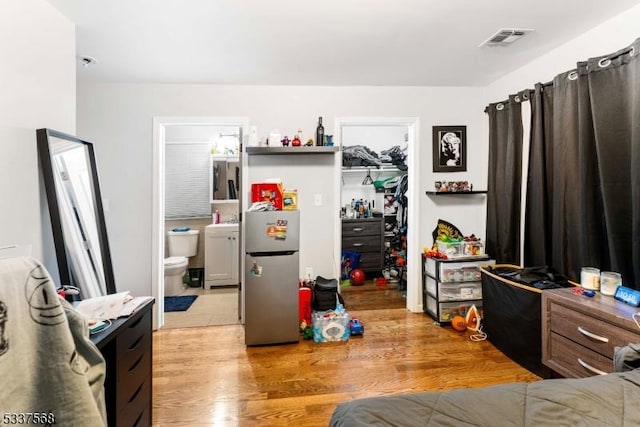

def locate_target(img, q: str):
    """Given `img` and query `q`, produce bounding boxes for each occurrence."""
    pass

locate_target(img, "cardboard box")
[282,189,298,210]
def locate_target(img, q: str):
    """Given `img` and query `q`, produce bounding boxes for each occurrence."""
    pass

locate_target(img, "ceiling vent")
[479,28,534,47]
[76,55,98,68]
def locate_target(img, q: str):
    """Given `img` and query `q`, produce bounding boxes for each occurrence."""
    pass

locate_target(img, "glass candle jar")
[600,271,622,296]
[581,267,600,290]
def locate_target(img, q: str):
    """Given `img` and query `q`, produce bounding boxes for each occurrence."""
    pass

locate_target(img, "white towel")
[0,256,106,426]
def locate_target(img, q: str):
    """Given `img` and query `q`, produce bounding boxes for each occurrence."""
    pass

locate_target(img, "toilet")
[164,229,199,296]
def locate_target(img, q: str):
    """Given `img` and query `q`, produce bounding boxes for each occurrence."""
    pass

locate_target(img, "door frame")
[152,116,249,329]
[334,117,421,312]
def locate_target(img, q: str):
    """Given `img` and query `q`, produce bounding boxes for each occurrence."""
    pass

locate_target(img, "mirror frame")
[37,128,117,295]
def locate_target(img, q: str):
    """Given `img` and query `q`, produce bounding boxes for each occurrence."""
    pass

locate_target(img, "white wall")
[485,4,640,101]
[77,84,487,307]
[0,0,75,276]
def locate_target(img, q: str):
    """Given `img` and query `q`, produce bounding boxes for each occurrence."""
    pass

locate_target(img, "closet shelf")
[342,165,406,173]
[246,146,339,155]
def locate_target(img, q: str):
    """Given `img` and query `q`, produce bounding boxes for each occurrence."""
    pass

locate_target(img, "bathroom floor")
[162,285,240,329]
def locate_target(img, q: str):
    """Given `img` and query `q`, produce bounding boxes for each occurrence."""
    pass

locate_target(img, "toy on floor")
[451,315,467,332]
[349,268,365,286]
[300,320,314,340]
[312,304,351,343]
[349,318,365,336]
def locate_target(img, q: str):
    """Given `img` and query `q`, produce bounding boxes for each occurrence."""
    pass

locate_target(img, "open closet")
[339,123,409,306]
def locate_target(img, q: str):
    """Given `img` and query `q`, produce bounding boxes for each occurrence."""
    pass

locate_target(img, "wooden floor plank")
[153,308,540,426]
[340,279,406,311]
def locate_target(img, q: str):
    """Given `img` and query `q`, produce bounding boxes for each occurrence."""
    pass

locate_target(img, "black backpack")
[312,276,345,311]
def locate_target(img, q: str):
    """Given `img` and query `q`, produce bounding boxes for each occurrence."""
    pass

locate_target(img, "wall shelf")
[426,191,487,196]
[246,146,339,155]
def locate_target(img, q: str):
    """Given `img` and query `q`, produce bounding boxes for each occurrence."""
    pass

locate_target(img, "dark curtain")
[485,95,523,264]
[526,68,598,281]
[523,38,640,287]
[524,83,553,266]
[587,41,640,288]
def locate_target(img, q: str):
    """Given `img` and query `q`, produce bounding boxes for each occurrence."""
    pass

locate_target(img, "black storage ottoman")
[481,265,571,378]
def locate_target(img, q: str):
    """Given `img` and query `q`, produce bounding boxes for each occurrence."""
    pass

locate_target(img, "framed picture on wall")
[432,125,467,172]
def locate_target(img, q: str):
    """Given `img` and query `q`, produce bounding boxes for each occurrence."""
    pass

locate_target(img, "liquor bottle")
[316,116,324,146]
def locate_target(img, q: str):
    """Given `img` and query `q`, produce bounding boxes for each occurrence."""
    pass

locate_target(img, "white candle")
[581,267,600,290]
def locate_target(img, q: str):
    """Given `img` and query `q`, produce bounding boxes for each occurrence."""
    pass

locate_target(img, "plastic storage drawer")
[425,276,482,300]
[425,257,495,281]
[426,296,483,323]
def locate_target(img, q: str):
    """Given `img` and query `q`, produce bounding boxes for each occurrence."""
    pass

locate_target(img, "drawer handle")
[129,354,144,372]
[352,243,364,247]
[577,326,609,343]
[128,335,144,351]
[132,411,144,427]
[128,315,143,329]
[577,358,607,376]
[128,383,143,403]
[352,227,364,232]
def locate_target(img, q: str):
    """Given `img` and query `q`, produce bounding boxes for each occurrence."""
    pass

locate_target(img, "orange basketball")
[451,315,467,332]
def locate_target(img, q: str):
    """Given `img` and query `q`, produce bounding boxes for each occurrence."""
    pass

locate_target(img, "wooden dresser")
[342,217,384,273]
[91,299,154,426]
[542,288,640,378]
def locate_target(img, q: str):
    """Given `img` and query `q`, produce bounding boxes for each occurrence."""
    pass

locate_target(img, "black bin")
[188,267,204,288]
[480,264,574,378]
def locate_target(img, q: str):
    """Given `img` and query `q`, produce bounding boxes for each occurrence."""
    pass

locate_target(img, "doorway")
[334,118,420,312]
[152,117,249,330]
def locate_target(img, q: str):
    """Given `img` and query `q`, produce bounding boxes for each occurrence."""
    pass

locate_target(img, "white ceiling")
[48,0,640,86]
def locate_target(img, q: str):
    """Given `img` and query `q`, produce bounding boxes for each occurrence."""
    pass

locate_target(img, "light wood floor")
[152,306,541,426]
[163,286,239,329]
[339,278,406,311]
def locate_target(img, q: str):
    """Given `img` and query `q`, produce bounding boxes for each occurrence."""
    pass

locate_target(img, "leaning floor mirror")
[37,128,116,298]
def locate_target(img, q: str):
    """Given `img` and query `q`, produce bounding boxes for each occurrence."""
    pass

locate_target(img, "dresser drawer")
[548,332,613,378]
[342,235,381,252]
[342,220,382,237]
[117,348,152,408]
[549,301,639,358]
[115,377,151,427]
[358,252,383,271]
[116,309,152,360]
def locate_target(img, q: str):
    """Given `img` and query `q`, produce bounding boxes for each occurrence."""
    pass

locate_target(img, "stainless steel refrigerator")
[244,210,300,346]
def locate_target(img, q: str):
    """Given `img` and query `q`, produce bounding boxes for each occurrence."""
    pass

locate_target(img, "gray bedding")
[329,369,640,426]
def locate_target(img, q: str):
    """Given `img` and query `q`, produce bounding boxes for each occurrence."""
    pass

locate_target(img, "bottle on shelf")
[292,130,302,147]
[316,116,324,146]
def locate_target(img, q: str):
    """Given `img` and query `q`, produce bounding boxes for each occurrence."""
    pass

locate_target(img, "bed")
[330,364,640,426]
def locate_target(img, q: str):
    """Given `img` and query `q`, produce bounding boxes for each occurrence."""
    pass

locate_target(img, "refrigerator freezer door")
[244,252,299,345]
[244,210,299,253]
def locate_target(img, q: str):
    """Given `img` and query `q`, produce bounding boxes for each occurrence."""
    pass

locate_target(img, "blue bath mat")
[164,295,198,312]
